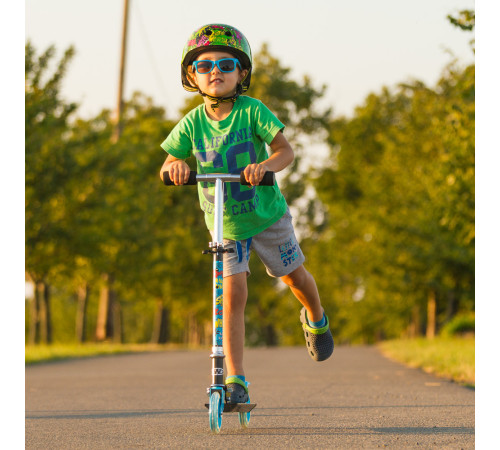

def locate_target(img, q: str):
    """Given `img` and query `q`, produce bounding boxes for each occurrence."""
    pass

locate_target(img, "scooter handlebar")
[163,171,275,186]
[162,171,198,186]
[239,171,275,186]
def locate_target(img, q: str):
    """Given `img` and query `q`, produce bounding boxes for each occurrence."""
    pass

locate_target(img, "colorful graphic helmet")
[181,24,252,93]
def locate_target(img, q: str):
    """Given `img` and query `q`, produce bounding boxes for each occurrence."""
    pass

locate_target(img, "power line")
[132,1,170,105]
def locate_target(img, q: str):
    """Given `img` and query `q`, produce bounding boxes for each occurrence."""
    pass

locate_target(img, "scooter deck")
[204,403,257,413]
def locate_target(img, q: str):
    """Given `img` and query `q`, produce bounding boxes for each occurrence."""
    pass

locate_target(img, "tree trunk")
[76,283,89,343]
[203,320,212,346]
[408,305,420,338]
[37,281,52,344]
[426,290,437,339]
[264,324,277,346]
[151,299,170,344]
[112,299,122,343]
[186,314,200,345]
[96,273,115,341]
[45,283,52,343]
[29,287,41,345]
[445,283,458,322]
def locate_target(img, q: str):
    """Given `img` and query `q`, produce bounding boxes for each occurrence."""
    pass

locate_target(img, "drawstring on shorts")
[235,237,252,264]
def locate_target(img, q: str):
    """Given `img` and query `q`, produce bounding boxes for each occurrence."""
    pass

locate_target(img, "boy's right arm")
[160,154,191,185]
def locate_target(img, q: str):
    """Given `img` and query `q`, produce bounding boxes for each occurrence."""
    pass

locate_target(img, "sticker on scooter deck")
[204,403,257,412]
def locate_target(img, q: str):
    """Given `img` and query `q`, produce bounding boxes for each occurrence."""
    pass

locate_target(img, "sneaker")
[225,376,249,404]
[300,307,334,361]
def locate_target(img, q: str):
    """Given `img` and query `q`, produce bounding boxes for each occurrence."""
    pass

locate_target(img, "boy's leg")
[280,265,323,322]
[223,271,248,376]
[281,264,334,361]
[250,210,333,361]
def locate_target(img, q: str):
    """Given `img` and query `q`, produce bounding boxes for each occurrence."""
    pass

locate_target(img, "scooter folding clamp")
[202,242,235,255]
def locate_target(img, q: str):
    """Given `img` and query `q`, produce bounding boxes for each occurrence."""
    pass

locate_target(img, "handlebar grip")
[163,171,197,186]
[163,170,275,186]
[239,171,275,186]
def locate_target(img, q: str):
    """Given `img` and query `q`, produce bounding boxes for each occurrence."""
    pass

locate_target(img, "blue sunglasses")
[193,58,242,74]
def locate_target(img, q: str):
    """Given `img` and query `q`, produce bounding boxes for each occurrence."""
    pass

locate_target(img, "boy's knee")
[281,266,309,289]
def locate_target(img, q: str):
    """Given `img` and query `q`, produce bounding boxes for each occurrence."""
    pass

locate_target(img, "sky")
[25,0,475,120]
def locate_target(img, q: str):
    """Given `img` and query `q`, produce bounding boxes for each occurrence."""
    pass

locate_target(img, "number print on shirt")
[194,141,258,205]
[195,149,225,204]
[226,141,257,202]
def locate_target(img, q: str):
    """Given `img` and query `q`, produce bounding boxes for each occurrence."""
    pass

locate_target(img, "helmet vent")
[204,29,212,36]
[225,31,232,36]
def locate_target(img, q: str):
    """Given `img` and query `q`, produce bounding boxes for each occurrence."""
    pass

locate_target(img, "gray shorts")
[211,209,305,278]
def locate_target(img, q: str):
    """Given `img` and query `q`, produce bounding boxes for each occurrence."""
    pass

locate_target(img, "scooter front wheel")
[209,391,222,433]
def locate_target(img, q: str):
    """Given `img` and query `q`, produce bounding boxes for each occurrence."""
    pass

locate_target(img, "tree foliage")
[447,10,475,51]
[25,42,79,343]
[306,60,474,343]
[447,9,475,32]
[26,42,78,283]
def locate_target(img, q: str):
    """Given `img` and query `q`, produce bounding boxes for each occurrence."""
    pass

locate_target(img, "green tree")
[24,40,213,345]
[307,61,474,343]
[299,11,475,344]
[25,42,78,344]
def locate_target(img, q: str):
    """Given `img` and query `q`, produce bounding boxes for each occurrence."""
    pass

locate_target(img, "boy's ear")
[239,69,249,83]
[188,68,199,88]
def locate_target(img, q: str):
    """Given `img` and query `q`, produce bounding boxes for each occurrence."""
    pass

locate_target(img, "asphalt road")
[25,346,474,448]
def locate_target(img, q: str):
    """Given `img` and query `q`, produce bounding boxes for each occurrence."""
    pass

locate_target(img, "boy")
[160,24,333,404]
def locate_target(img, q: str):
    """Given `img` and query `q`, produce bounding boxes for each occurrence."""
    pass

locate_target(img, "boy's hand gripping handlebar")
[162,170,275,186]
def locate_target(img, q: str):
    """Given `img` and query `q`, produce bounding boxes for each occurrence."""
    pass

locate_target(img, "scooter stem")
[211,177,225,387]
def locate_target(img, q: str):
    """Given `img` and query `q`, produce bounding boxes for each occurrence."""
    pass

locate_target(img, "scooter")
[164,170,275,433]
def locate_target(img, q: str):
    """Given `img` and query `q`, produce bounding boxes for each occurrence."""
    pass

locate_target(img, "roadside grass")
[378,336,475,387]
[25,342,193,365]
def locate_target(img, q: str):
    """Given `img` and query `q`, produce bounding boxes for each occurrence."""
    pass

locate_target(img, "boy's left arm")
[243,132,294,186]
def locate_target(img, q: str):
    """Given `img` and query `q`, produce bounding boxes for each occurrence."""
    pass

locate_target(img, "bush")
[440,313,475,337]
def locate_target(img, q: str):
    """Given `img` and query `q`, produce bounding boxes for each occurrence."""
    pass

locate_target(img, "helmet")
[181,24,252,95]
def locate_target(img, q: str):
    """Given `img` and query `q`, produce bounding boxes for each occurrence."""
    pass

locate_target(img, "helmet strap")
[199,83,244,111]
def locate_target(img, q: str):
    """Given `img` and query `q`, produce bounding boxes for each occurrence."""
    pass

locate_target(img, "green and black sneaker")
[225,376,249,404]
[300,307,334,361]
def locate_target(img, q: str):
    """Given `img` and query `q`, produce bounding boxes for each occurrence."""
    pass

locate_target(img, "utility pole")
[96,0,129,343]
[112,0,130,143]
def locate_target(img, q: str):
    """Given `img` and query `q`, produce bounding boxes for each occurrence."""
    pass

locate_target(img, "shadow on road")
[25,409,200,420]
[220,426,475,436]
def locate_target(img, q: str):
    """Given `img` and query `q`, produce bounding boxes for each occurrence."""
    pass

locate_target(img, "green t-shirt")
[161,96,288,240]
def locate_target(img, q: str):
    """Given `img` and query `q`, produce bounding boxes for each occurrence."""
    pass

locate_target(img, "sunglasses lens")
[218,59,236,72]
[194,59,239,74]
[196,61,213,73]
